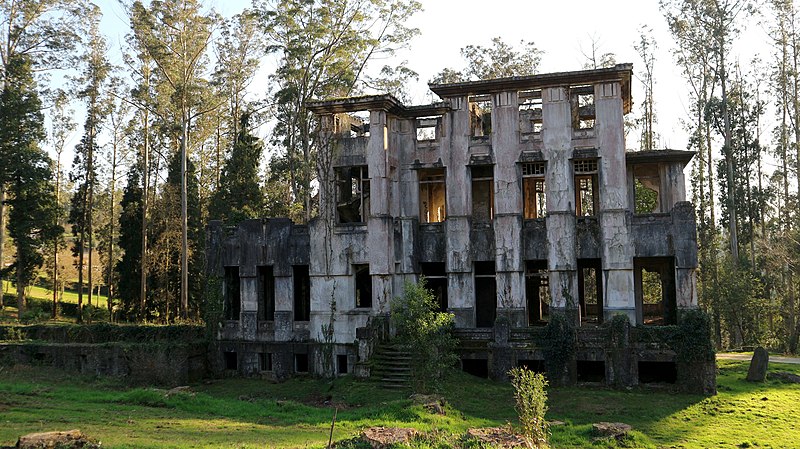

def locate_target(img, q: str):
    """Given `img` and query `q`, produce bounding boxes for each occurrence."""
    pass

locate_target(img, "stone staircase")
[370,343,413,389]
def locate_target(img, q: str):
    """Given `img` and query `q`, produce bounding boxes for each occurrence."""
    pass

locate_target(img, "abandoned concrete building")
[207,63,715,393]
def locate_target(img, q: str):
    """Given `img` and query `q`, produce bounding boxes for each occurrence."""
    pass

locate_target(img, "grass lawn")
[2,280,109,309]
[0,359,798,448]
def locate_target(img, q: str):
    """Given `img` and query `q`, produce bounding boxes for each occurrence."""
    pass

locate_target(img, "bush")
[391,279,459,393]
[508,366,549,447]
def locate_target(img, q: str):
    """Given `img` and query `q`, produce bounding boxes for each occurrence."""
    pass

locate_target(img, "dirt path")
[717,353,800,365]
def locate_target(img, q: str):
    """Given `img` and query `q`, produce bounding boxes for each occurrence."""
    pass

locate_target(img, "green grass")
[0,360,798,448]
[2,280,109,308]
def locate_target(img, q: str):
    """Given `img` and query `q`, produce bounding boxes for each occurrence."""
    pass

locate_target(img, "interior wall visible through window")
[469,95,492,136]
[518,90,543,136]
[336,166,370,224]
[471,165,494,221]
[574,159,598,216]
[419,168,446,223]
[522,162,546,219]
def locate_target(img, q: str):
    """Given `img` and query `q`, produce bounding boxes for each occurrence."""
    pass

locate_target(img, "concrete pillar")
[492,91,525,326]
[443,96,475,327]
[595,82,635,323]
[542,87,578,315]
[274,276,293,342]
[367,110,394,313]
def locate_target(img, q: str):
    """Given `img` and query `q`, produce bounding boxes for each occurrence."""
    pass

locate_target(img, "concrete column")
[595,82,635,323]
[240,276,258,341]
[274,276,293,342]
[443,96,474,327]
[367,110,394,313]
[492,91,525,326]
[542,87,578,315]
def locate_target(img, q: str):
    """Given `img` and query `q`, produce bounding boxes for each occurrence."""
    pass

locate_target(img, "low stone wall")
[0,324,208,386]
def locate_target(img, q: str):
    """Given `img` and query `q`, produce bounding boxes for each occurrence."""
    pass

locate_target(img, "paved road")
[717,353,800,365]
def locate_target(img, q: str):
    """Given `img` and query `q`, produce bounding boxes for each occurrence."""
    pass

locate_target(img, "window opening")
[336,166,370,224]
[224,351,237,371]
[474,261,497,328]
[223,266,240,321]
[634,257,677,325]
[258,265,275,321]
[633,164,661,213]
[571,86,595,130]
[462,358,489,378]
[421,262,448,312]
[638,361,677,384]
[416,117,438,141]
[574,159,598,216]
[346,111,370,138]
[469,95,492,136]
[578,259,603,324]
[517,359,546,373]
[259,352,273,372]
[419,168,446,223]
[519,91,543,136]
[525,260,550,325]
[522,162,546,219]
[337,354,348,374]
[577,360,605,383]
[293,265,310,321]
[295,353,309,373]
[471,166,494,221]
[354,264,372,308]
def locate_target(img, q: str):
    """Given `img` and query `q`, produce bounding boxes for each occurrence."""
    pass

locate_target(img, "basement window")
[522,162,546,219]
[574,159,598,216]
[471,166,494,222]
[517,359,546,373]
[293,265,310,321]
[223,266,240,321]
[258,265,275,321]
[336,166,370,224]
[638,361,677,384]
[259,352,272,372]
[577,360,605,383]
[295,353,309,373]
[224,351,238,371]
[571,86,595,131]
[419,168,446,223]
[354,264,372,308]
[462,358,489,378]
[337,354,348,375]
[469,95,492,136]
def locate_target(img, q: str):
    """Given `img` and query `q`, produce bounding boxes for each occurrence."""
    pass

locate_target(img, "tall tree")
[68,11,109,318]
[116,154,144,320]
[209,113,264,223]
[130,0,217,319]
[431,37,543,83]
[635,25,658,151]
[0,54,61,317]
[0,0,91,304]
[255,0,422,222]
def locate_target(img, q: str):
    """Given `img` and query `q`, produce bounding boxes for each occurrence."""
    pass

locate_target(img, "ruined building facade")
[207,64,715,393]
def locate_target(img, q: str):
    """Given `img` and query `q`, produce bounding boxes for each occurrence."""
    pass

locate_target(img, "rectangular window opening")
[525,260,550,325]
[259,352,273,372]
[462,358,489,378]
[519,91,543,137]
[577,360,605,383]
[416,117,439,141]
[224,351,238,371]
[571,86,595,131]
[633,164,662,214]
[337,354,348,375]
[634,257,677,326]
[223,266,241,321]
[578,259,603,324]
[574,159,598,217]
[354,264,372,308]
[419,168,446,223]
[471,166,494,222]
[258,266,275,321]
[336,166,370,224]
[293,265,310,321]
[421,262,448,312]
[469,95,492,136]
[522,162,546,219]
[475,261,497,328]
[638,361,677,384]
[295,353,309,373]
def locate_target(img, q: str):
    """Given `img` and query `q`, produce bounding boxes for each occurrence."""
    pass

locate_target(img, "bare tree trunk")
[720,47,739,262]
[180,108,189,320]
[140,108,149,320]
[107,138,117,318]
[53,151,62,318]
[0,186,5,310]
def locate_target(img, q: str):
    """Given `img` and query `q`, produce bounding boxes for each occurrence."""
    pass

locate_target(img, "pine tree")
[209,113,264,224]
[116,161,144,320]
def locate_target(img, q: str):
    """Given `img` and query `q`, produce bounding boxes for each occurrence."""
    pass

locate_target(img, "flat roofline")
[625,149,695,166]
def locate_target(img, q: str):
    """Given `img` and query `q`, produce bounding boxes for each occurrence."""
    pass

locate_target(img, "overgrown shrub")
[391,279,459,393]
[508,366,549,447]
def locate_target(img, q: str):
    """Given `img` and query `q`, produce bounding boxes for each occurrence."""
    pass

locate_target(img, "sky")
[82,0,774,167]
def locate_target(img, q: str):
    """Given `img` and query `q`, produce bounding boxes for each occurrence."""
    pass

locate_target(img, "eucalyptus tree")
[635,25,658,152]
[130,0,218,319]
[430,36,543,83]
[254,0,422,222]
